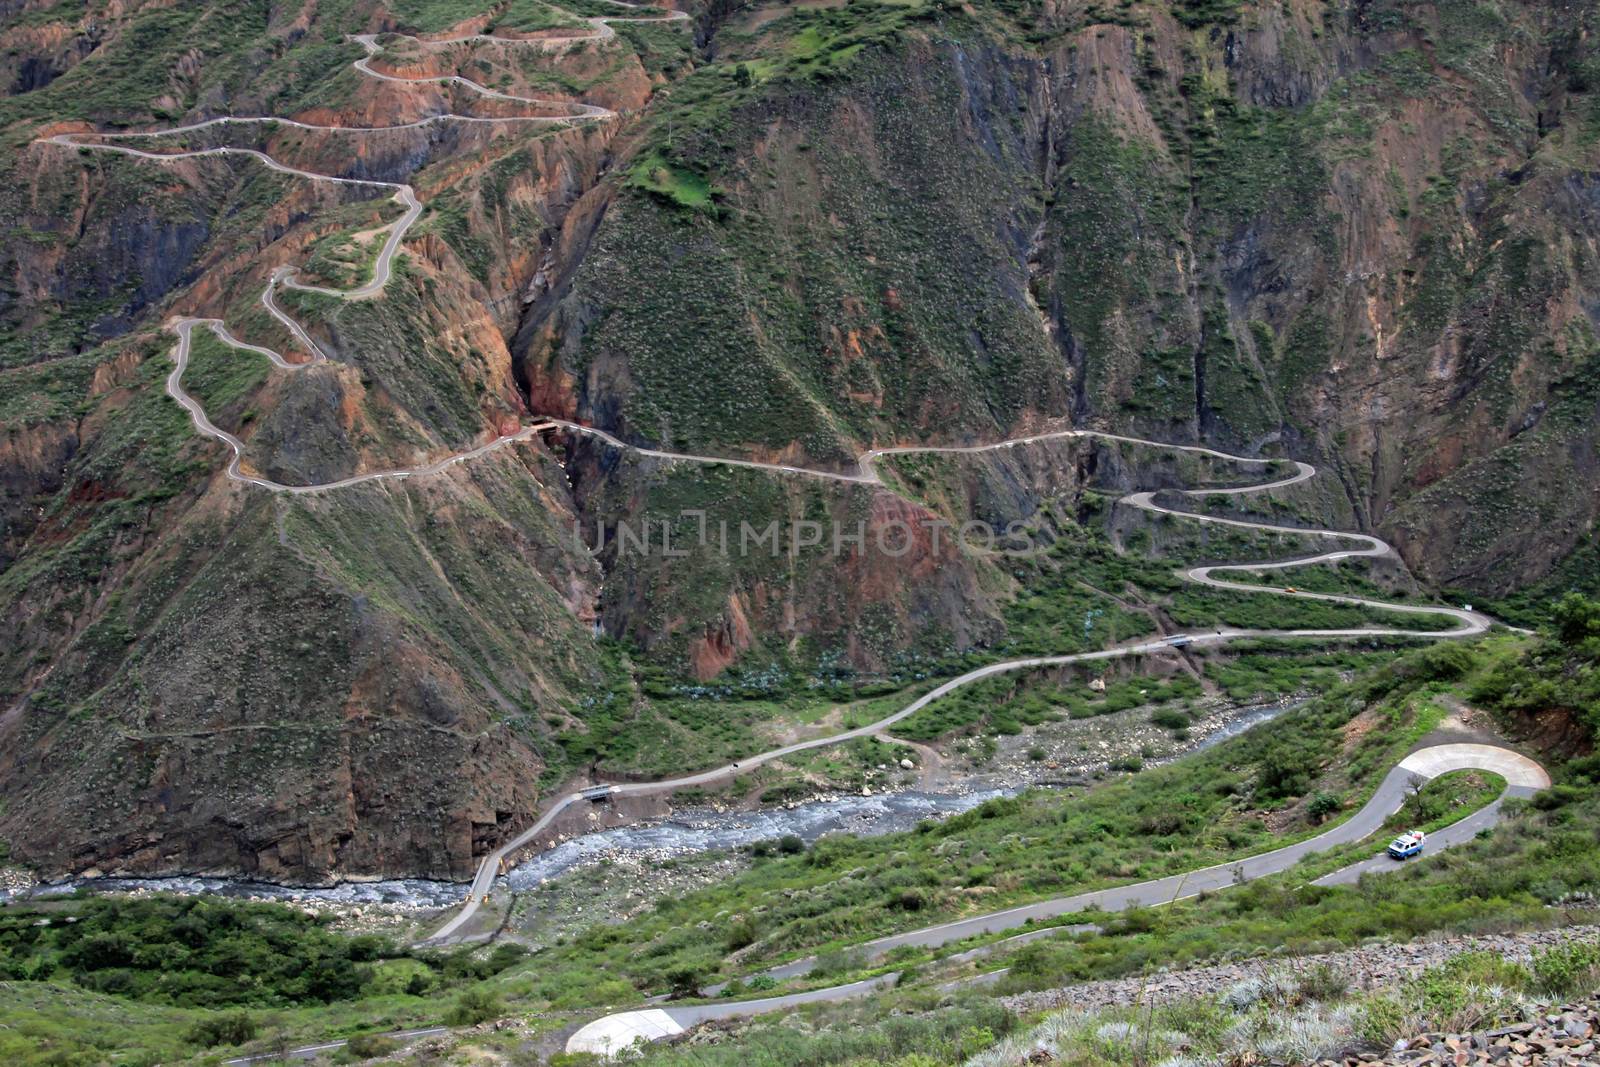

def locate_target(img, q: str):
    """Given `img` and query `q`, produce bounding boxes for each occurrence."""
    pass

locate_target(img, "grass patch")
[179,328,271,429]
[626,150,719,212]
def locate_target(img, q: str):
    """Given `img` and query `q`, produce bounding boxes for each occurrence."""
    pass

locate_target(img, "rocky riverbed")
[509,850,751,947]
[0,864,36,896]
[2,694,1297,936]
[495,695,1294,944]
[963,693,1293,789]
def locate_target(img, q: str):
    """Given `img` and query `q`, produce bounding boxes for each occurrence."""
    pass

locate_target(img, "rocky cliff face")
[0,0,649,879]
[525,0,1600,595]
[0,0,1596,880]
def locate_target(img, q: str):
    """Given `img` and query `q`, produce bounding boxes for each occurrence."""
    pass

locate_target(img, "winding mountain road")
[41,1,683,486]
[563,742,1550,1057]
[37,7,1537,1054]
[416,420,1492,944]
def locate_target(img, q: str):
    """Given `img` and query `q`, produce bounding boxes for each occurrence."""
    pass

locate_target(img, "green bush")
[666,965,708,998]
[445,986,503,1026]
[1307,791,1342,822]
[1357,992,1413,1047]
[1404,642,1477,681]
[337,1033,402,1062]
[549,1053,606,1067]
[1152,708,1190,730]
[1257,738,1322,800]
[184,1011,257,1048]
[1531,942,1600,997]
[1295,962,1350,1002]
[892,888,930,911]
[2,896,391,1006]
[725,919,758,952]
[486,943,529,974]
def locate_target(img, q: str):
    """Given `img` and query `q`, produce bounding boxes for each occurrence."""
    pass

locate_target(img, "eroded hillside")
[0,0,1596,881]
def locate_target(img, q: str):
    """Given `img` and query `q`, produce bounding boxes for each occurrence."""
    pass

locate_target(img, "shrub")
[1295,962,1351,1002]
[1254,1003,1363,1063]
[666,964,708,998]
[1223,971,1299,1010]
[549,1053,606,1067]
[1405,642,1476,681]
[724,919,758,952]
[1307,791,1342,822]
[892,888,929,911]
[20,896,397,1007]
[346,935,389,962]
[1434,951,1532,992]
[337,1034,401,1062]
[1152,708,1189,730]
[445,986,503,1026]
[1357,992,1413,1047]
[1553,593,1600,646]
[1531,942,1600,997]
[185,1012,258,1048]
[485,943,528,974]
[1258,740,1321,800]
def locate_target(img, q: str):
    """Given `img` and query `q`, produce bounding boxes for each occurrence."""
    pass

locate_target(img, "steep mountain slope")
[0,0,1596,882]
[526,0,1600,594]
[0,0,661,879]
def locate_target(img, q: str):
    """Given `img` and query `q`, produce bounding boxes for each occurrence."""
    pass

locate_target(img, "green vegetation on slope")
[0,895,535,1062]
[510,639,1494,995]
[1471,592,1600,741]
[386,0,583,33]
[180,327,270,432]
[0,896,398,1006]
[0,1,363,132]
[2,599,1593,1065]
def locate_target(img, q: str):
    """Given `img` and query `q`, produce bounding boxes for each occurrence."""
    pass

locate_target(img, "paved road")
[563,742,1549,1056]
[221,1027,447,1066]
[420,417,1491,943]
[33,3,1539,1061]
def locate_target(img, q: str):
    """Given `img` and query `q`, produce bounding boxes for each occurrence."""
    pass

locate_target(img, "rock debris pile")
[1000,927,1600,1015]
[1315,1000,1600,1066]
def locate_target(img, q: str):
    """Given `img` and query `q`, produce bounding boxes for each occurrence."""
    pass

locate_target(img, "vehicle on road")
[1386,829,1426,859]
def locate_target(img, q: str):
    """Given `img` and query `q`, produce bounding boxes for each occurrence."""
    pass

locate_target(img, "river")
[4,701,1292,908]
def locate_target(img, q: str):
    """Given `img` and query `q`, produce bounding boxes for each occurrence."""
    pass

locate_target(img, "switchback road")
[35,7,1535,1055]
[563,742,1549,1056]
[419,420,1491,942]
[41,1,683,486]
